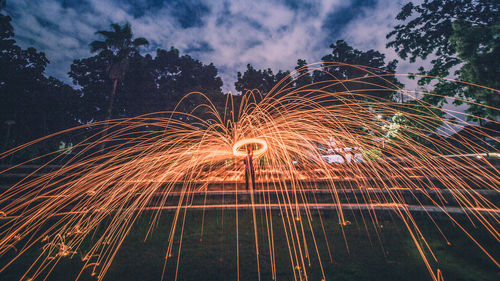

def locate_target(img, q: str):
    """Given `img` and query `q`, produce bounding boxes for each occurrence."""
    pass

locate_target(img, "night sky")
[5,0,425,93]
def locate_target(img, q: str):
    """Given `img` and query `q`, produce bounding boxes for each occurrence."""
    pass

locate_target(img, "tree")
[154,47,224,115]
[1,13,80,156]
[387,0,499,123]
[294,59,312,89]
[120,53,159,117]
[71,44,225,123]
[235,64,275,96]
[89,22,149,122]
[314,40,401,101]
[234,42,400,103]
[235,64,291,97]
[69,54,111,123]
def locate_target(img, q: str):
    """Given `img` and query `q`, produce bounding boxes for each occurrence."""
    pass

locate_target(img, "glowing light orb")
[232,138,268,157]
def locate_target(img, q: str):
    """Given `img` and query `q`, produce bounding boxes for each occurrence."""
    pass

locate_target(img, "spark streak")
[0,63,499,281]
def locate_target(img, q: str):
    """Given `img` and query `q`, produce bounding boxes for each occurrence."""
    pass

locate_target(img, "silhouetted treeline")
[0,16,225,157]
[387,0,499,123]
[235,40,401,102]
[2,14,402,156]
[1,13,82,155]
[1,0,498,159]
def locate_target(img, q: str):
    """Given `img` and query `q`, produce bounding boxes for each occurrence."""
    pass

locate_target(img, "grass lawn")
[1,209,499,281]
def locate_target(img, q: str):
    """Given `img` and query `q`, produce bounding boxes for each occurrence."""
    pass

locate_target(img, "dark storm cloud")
[321,0,377,39]
[167,0,211,28]
[3,0,427,93]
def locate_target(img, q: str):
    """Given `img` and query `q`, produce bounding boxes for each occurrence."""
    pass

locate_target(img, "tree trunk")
[106,79,118,121]
[99,79,118,150]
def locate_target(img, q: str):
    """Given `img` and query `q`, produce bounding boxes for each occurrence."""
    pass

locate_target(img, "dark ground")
[1,208,499,281]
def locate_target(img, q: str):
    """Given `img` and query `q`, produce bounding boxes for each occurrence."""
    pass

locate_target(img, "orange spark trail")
[0,62,498,281]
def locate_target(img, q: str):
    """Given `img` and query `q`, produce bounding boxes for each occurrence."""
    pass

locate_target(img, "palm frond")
[111,23,121,33]
[122,22,132,38]
[95,30,116,39]
[132,37,149,48]
[89,40,107,53]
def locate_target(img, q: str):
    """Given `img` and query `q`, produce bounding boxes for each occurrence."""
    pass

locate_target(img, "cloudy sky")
[4,0,425,93]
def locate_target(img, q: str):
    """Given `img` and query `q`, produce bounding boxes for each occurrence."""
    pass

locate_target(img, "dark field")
[1,209,499,281]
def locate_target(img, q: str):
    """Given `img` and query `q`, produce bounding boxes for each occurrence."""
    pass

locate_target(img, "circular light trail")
[232,138,268,157]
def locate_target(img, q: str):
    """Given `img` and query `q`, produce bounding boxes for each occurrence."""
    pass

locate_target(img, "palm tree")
[90,22,148,127]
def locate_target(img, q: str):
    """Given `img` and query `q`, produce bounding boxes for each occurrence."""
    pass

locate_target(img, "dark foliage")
[235,40,401,102]
[387,0,499,122]
[0,13,81,155]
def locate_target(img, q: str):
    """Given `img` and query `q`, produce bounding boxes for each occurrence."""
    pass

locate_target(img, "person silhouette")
[243,145,255,190]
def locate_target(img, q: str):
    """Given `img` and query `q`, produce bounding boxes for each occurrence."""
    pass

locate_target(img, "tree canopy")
[2,1,498,160]
[1,14,225,157]
[235,40,401,102]
[235,64,290,96]
[89,22,149,136]
[0,13,81,152]
[387,0,499,122]
[315,40,401,101]
[70,46,224,121]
